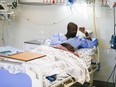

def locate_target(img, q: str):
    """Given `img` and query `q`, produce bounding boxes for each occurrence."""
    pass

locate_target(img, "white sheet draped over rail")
[0,45,96,87]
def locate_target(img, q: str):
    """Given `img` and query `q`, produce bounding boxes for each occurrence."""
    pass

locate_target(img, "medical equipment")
[18,0,67,5]
[110,6,116,50]
[0,1,16,20]
[110,35,116,49]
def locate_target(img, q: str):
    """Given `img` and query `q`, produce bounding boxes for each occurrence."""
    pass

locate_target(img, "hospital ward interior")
[0,0,116,87]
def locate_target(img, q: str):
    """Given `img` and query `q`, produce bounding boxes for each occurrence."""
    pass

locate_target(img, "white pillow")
[77,30,93,38]
[43,39,51,46]
[77,31,86,38]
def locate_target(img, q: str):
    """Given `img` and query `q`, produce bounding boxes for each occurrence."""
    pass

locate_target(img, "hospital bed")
[0,43,100,87]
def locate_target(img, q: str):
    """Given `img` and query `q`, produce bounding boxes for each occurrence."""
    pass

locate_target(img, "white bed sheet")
[0,45,96,87]
[75,47,97,68]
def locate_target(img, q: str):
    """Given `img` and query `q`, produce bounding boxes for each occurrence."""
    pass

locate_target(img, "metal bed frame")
[50,47,100,87]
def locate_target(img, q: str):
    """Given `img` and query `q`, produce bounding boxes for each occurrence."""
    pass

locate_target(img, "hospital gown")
[50,33,98,49]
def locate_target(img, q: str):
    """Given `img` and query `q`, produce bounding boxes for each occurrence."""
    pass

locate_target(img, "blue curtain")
[0,69,32,87]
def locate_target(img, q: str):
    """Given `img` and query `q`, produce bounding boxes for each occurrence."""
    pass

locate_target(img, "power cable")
[92,2,109,49]
[106,57,116,87]
[19,4,73,26]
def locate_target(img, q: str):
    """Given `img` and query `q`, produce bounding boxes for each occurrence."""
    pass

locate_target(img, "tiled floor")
[67,80,114,87]
[70,82,91,87]
[93,80,114,87]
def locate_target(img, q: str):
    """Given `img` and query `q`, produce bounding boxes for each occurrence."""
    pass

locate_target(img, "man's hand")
[79,27,92,40]
[61,43,75,52]
[79,27,86,34]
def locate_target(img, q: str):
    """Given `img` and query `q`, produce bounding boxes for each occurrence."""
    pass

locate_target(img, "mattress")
[0,45,98,87]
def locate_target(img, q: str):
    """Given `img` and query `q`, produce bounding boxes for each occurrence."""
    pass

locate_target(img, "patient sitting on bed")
[50,22,98,53]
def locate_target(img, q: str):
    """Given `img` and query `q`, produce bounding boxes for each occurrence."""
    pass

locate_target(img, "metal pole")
[114,6,116,35]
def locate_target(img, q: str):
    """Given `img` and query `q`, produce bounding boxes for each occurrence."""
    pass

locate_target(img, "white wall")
[0,21,3,46]
[3,4,94,48]
[93,7,116,82]
[0,2,116,82]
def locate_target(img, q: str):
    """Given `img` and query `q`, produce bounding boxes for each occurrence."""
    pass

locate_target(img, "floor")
[93,80,115,87]
[70,80,115,87]
[70,82,91,87]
